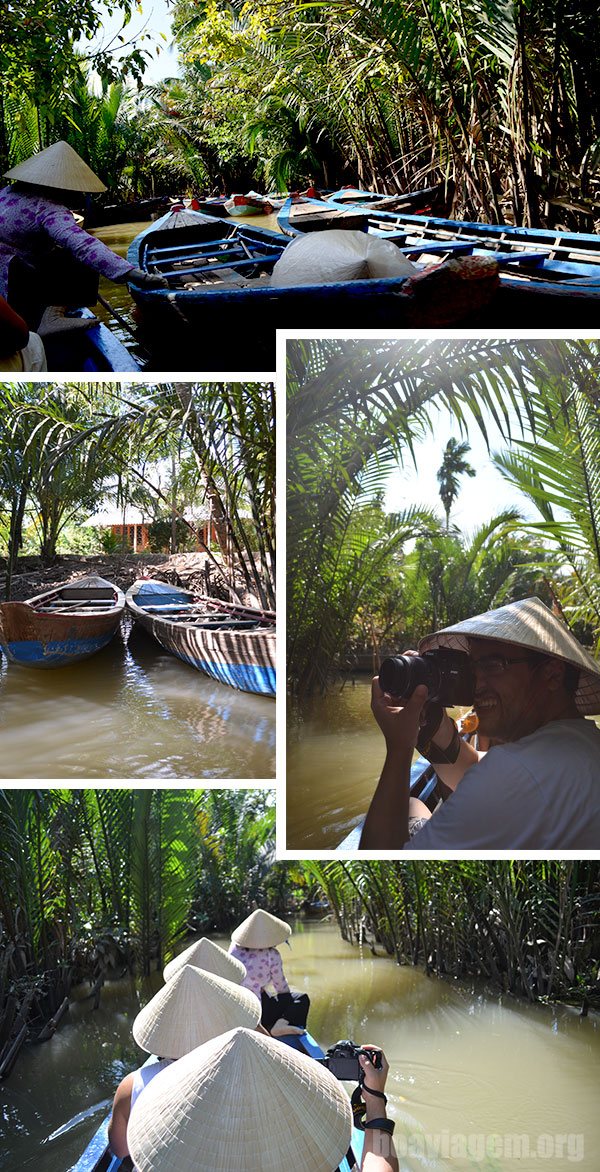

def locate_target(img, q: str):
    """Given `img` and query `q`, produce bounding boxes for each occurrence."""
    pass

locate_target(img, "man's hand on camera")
[371,676,428,753]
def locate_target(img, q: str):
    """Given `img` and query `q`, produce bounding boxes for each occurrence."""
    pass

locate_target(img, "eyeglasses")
[471,655,535,677]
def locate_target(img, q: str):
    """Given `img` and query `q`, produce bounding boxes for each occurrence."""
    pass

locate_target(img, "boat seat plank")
[33,604,117,614]
[400,240,475,256]
[157,255,282,281]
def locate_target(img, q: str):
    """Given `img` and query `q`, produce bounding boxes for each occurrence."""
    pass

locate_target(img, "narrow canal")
[0,624,275,779]
[1,921,597,1170]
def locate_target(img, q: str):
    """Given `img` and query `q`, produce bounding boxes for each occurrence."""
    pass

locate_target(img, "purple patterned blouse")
[0,185,133,298]
[229,944,290,1001]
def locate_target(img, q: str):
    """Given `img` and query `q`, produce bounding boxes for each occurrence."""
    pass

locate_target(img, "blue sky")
[384,405,537,535]
[86,0,179,83]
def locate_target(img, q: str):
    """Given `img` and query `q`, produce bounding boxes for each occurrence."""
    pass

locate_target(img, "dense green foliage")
[0,788,282,1070]
[308,860,600,1009]
[0,381,275,607]
[287,338,600,694]
[4,0,600,219]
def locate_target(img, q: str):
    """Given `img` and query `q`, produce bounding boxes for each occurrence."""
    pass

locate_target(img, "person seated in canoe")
[162,933,248,983]
[126,1027,399,1172]
[229,908,310,1036]
[107,963,263,1159]
[360,596,600,849]
[0,141,167,330]
[0,293,46,371]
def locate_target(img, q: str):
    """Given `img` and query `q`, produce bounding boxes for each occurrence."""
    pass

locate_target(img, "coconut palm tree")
[287,338,600,694]
[436,438,476,530]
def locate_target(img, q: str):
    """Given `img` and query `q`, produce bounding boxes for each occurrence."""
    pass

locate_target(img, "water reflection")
[0,625,275,778]
[1,922,597,1172]
[287,679,381,848]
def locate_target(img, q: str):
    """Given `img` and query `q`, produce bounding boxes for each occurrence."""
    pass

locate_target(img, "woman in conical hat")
[363,596,600,850]
[107,964,261,1160]
[163,935,246,984]
[127,1027,399,1172]
[0,141,166,329]
[230,908,310,1037]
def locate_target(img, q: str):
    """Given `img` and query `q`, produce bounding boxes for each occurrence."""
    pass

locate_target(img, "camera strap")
[417,704,462,765]
[351,1073,387,1130]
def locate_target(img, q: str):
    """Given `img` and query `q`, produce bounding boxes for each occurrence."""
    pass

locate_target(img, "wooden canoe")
[70,1030,364,1172]
[126,579,276,697]
[42,308,141,373]
[125,208,498,368]
[0,576,125,668]
[277,195,600,324]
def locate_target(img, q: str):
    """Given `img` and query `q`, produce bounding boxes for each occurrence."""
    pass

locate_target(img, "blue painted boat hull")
[42,309,141,373]
[2,632,117,667]
[278,195,600,323]
[126,580,276,697]
[0,577,125,670]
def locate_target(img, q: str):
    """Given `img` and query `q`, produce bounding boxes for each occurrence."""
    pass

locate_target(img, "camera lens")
[379,654,434,700]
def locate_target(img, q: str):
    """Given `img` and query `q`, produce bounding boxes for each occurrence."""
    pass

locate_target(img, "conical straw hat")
[419,596,600,715]
[4,141,106,193]
[231,908,291,949]
[132,965,260,1059]
[127,1026,353,1172]
[163,937,246,984]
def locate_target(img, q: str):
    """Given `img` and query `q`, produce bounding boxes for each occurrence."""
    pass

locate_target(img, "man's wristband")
[419,719,461,765]
[364,1118,395,1135]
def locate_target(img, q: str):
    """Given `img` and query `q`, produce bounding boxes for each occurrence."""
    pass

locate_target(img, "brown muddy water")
[287,677,384,848]
[1,921,597,1171]
[0,623,275,779]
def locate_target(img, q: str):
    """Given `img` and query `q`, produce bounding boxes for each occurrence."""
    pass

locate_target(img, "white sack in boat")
[269,229,416,286]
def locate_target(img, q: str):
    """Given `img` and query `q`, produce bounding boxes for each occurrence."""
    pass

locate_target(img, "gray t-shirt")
[403,718,600,849]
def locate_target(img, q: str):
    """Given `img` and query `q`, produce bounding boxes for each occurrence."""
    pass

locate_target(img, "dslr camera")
[378,648,474,707]
[319,1039,383,1082]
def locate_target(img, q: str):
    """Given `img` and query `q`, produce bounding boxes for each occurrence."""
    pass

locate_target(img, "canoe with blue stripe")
[283,190,600,259]
[69,1029,365,1172]
[42,308,141,373]
[324,182,451,215]
[125,579,276,696]
[0,576,125,668]
[277,194,600,322]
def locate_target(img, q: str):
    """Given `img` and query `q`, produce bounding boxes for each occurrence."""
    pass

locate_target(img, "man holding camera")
[360,596,600,849]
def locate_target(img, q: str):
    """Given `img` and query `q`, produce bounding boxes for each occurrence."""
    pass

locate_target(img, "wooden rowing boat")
[224,191,277,216]
[325,182,451,215]
[277,195,600,324]
[41,308,141,373]
[126,208,499,367]
[0,576,125,668]
[70,1030,364,1172]
[125,579,276,696]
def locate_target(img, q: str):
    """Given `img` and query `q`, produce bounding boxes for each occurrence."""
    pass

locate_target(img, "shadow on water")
[1,922,598,1172]
[0,625,275,779]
